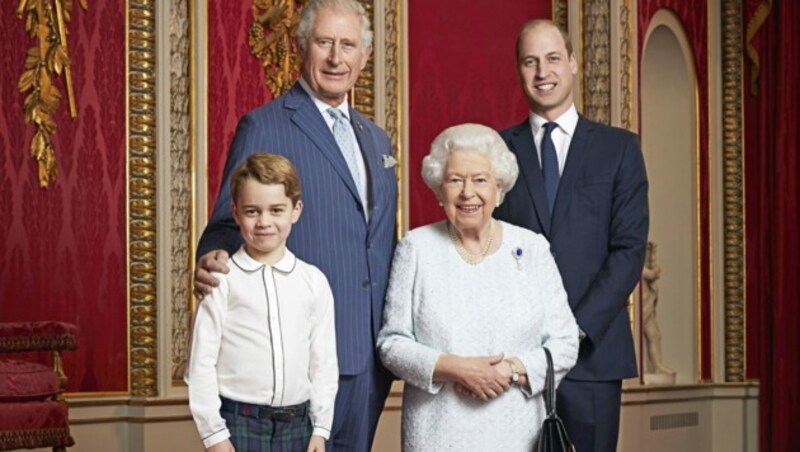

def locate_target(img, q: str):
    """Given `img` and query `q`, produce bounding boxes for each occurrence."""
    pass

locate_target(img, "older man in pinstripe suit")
[194,1,397,450]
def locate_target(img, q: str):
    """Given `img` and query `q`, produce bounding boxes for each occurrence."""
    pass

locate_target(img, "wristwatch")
[505,359,520,383]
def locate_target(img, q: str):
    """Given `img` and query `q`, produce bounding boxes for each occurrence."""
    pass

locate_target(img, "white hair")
[422,124,519,204]
[297,0,373,54]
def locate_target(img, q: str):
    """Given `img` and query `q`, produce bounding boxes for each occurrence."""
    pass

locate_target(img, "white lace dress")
[377,221,579,452]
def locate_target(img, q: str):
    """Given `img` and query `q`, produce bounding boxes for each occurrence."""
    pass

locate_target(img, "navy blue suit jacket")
[495,116,648,381]
[198,83,398,376]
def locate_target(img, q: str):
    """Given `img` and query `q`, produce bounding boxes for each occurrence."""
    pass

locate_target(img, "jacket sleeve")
[572,133,649,345]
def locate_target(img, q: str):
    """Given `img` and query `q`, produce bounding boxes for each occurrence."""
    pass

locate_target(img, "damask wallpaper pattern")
[0,1,127,392]
[206,0,272,213]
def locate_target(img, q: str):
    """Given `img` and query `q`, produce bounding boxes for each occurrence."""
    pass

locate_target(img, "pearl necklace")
[448,220,495,265]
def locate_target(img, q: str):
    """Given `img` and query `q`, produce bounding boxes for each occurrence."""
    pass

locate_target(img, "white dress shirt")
[298,77,370,216]
[529,104,579,175]
[186,247,338,448]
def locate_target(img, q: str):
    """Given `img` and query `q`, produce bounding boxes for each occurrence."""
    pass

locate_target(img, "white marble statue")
[642,241,677,384]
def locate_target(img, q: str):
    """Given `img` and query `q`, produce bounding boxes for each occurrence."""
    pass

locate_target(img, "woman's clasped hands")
[434,354,516,401]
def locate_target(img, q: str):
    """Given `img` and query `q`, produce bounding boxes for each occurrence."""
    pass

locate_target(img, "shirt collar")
[528,104,579,136]
[230,246,297,274]
[298,77,350,120]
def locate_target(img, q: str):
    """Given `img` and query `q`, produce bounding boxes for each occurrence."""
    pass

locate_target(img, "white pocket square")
[382,155,398,168]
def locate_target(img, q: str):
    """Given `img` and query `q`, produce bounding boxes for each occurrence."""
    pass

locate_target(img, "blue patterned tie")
[541,122,560,215]
[327,108,363,200]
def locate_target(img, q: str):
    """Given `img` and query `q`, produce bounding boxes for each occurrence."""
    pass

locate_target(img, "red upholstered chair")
[0,322,77,451]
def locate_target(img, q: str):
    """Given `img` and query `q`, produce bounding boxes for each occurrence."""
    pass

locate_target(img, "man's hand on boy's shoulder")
[206,438,235,452]
[194,249,231,300]
[307,435,326,452]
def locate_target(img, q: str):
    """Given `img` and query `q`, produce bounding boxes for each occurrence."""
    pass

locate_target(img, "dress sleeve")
[516,236,579,398]
[308,270,338,439]
[186,274,231,448]
[377,237,445,394]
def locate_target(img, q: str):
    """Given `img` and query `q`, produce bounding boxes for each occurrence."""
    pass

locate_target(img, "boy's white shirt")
[186,246,339,449]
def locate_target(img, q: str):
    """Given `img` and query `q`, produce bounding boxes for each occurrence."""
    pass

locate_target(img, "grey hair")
[297,0,373,54]
[422,124,519,204]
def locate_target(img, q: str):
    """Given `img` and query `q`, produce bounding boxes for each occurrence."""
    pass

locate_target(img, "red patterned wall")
[637,0,712,381]
[0,2,127,392]
[207,1,273,213]
[407,0,551,228]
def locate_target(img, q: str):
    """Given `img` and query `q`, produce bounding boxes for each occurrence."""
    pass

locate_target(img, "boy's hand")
[194,249,230,299]
[307,435,325,452]
[206,438,235,452]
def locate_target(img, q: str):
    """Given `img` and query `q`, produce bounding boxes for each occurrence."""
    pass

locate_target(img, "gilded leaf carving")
[16,0,87,188]
[249,0,306,97]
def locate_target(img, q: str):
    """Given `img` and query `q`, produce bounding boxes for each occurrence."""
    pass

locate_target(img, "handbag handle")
[543,347,556,416]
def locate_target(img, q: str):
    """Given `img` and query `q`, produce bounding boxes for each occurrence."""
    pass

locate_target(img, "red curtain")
[744,1,800,450]
[0,1,128,392]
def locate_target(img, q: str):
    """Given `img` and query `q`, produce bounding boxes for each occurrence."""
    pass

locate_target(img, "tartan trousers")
[220,398,313,452]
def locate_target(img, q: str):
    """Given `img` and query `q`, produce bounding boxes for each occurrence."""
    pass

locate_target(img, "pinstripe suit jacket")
[198,83,398,375]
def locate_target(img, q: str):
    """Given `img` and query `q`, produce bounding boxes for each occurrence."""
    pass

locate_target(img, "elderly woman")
[377,124,579,451]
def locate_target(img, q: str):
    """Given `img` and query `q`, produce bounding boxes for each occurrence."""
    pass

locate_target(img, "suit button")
[356,204,363,212]
[366,241,372,249]
[362,279,370,288]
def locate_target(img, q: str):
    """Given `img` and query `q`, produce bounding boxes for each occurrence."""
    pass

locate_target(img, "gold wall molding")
[721,0,745,382]
[169,0,193,383]
[16,0,88,187]
[383,0,400,151]
[554,0,568,31]
[353,0,375,119]
[128,0,158,397]
[619,0,634,130]
[384,0,401,234]
[581,0,611,124]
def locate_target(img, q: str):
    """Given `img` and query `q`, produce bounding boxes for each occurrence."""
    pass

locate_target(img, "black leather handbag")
[537,347,575,452]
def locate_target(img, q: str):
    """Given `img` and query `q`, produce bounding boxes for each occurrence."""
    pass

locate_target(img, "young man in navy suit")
[193,1,397,450]
[494,19,649,452]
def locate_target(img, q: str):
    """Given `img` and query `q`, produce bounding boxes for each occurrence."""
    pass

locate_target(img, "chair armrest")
[0,322,78,353]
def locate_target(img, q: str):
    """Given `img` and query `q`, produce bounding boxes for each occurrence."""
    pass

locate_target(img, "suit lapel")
[285,84,363,205]
[350,108,382,227]
[508,120,551,236]
[552,116,592,227]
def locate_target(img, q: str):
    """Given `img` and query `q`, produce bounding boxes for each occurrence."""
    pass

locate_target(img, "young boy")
[187,153,338,452]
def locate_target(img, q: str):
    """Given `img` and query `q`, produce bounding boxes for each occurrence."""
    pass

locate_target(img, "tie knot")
[543,122,558,135]
[327,108,347,121]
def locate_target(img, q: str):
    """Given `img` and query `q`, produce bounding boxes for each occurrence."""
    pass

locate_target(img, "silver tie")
[327,108,364,201]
